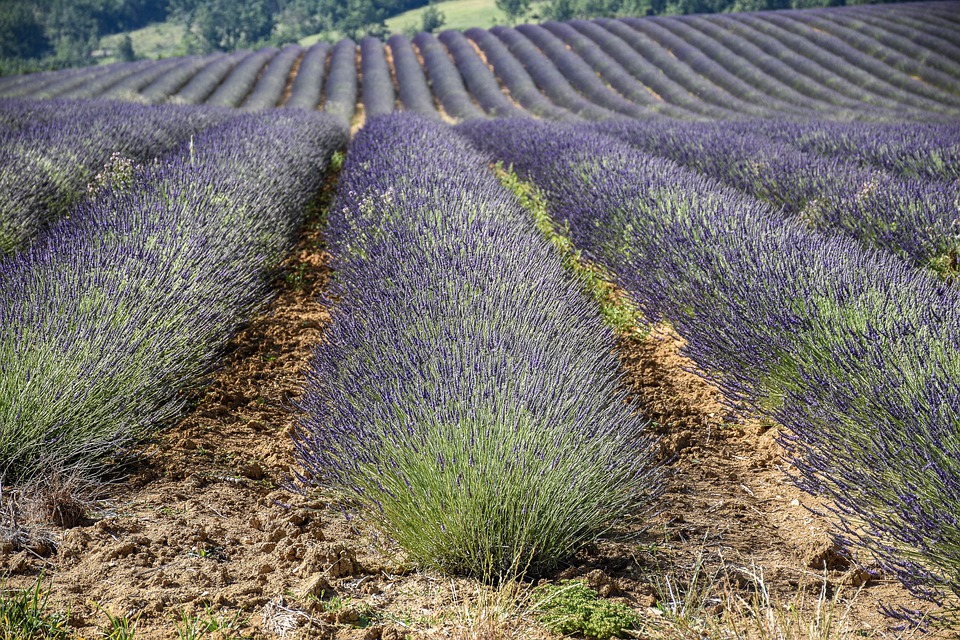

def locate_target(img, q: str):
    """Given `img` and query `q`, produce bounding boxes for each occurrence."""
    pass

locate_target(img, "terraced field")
[2,1,958,122]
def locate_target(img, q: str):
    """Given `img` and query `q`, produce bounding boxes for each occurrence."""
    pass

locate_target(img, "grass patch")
[0,575,72,640]
[99,22,189,64]
[495,162,647,341]
[531,580,639,639]
[385,0,549,34]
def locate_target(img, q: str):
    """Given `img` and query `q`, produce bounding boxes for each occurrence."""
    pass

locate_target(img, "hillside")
[2,1,958,122]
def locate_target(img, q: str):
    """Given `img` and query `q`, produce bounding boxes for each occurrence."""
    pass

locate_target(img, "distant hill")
[0,0,925,76]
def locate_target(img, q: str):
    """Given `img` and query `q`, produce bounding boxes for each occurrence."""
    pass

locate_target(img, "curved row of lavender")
[0,99,234,255]
[457,118,960,607]
[0,109,347,485]
[1,1,958,121]
[746,120,960,183]
[293,114,660,580]
[591,118,960,278]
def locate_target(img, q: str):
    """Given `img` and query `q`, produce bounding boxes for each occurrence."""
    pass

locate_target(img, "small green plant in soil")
[94,602,140,640]
[531,580,640,639]
[0,575,72,640]
[174,605,248,640]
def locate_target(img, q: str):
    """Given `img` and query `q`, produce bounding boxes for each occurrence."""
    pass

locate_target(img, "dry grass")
[1,469,105,556]
[637,552,934,640]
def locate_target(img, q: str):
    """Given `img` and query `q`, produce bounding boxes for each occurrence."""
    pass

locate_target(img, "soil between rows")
[1,201,939,639]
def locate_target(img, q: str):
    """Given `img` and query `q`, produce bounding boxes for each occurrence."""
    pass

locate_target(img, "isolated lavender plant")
[458,117,960,612]
[295,114,659,581]
[0,110,347,485]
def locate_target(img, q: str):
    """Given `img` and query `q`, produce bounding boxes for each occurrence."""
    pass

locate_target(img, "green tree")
[420,4,444,32]
[117,33,135,60]
[0,2,50,59]
[193,0,276,51]
[47,0,100,65]
[496,0,530,22]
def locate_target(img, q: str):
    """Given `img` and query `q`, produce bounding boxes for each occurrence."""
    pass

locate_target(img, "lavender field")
[2,1,960,638]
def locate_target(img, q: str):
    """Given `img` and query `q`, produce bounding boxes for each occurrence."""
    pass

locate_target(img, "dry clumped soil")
[0,204,941,639]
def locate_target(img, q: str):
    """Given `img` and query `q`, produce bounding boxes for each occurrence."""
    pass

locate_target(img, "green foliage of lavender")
[458,118,960,610]
[0,109,347,485]
[294,114,660,581]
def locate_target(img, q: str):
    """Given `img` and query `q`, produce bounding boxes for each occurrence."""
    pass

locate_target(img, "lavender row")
[490,26,613,120]
[733,13,950,112]
[206,47,279,108]
[812,7,960,87]
[687,15,936,114]
[242,44,302,110]
[594,118,960,277]
[140,53,229,104]
[758,13,960,110]
[0,99,234,255]
[100,58,189,101]
[461,28,572,120]
[457,117,960,609]
[621,17,812,117]
[539,21,697,119]
[439,30,524,118]
[323,39,358,125]
[284,42,330,110]
[413,32,485,121]
[515,24,650,119]
[387,35,440,118]
[294,114,659,579]
[860,5,960,58]
[172,50,249,105]
[640,16,888,113]
[0,110,347,485]
[360,37,396,118]
[748,120,960,183]
[1,2,959,119]
[566,20,738,119]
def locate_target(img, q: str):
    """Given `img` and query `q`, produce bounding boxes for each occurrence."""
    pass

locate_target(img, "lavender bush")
[458,117,960,610]
[294,114,659,580]
[0,99,238,255]
[0,110,347,485]
[751,119,960,182]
